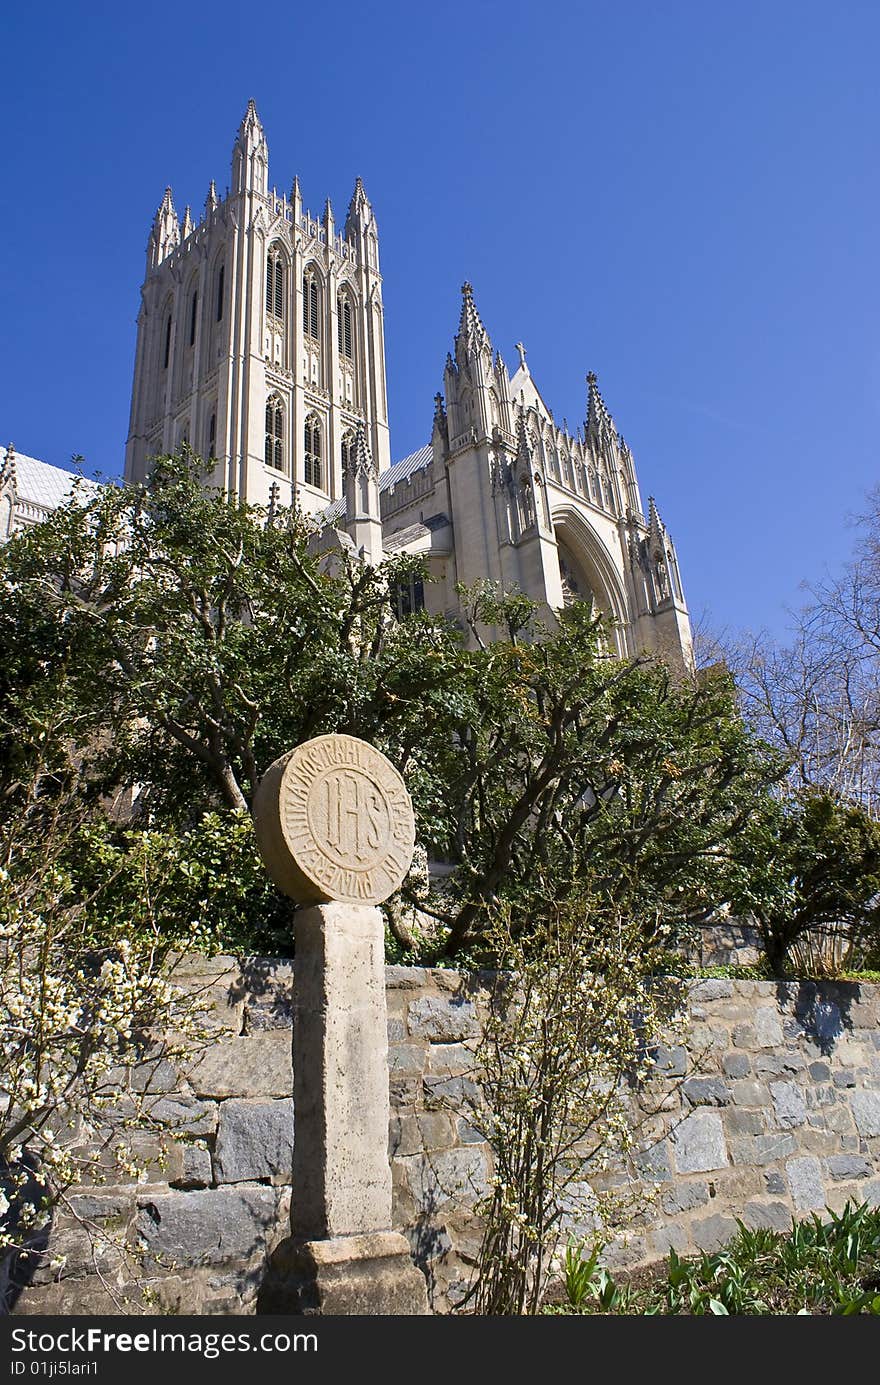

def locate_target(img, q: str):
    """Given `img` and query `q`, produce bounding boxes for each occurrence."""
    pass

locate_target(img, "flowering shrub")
[0,797,208,1307]
[466,897,686,1315]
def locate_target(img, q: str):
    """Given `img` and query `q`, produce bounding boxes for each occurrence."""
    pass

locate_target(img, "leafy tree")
[728,789,880,977]
[0,452,780,961]
[413,585,781,958]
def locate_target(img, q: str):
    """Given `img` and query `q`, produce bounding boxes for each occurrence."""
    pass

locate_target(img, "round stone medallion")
[253,735,416,906]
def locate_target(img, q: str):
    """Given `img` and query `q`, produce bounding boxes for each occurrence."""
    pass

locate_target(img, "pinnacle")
[647,495,666,536]
[0,443,17,490]
[586,369,615,437]
[345,177,371,237]
[352,418,377,477]
[456,280,491,357]
[241,98,262,127]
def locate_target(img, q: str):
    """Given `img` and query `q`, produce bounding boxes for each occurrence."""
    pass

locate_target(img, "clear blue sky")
[1,2,877,639]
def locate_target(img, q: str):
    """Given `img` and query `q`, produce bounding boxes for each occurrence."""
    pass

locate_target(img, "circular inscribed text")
[253,735,415,906]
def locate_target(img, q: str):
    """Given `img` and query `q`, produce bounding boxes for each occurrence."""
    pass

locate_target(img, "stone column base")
[257,1231,430,1315]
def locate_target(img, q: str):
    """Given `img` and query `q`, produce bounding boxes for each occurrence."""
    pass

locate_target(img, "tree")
[705,490,880,814]
[728,789,880,977]
[0,453,779,962]
[412,584,780,959]
[699,489,880,975]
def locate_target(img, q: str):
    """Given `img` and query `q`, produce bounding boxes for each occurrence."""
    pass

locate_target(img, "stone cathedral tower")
[119,101,692,672]
[125,101,389,547]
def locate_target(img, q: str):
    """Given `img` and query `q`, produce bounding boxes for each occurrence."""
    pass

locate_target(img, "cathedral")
[3,101,693,670]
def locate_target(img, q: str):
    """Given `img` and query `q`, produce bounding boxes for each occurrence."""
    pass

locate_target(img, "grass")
[549,1202,880,1315]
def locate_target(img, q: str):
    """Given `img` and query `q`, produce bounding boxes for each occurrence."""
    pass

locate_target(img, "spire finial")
[1,443,17,492]
[456,281,491,360]
[586,370,615,441]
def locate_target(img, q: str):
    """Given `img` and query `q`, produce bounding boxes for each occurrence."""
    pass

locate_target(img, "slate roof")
[379,443,433,493]
[3,447,102,514]
[319,442,433,528]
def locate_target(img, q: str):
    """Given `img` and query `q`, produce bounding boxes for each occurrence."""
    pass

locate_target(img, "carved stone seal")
[253,735,416,906]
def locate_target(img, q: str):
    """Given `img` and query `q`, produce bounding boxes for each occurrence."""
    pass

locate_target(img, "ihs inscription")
[258,734,415,906]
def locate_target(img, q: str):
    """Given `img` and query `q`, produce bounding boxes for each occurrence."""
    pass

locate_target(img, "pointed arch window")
[207,411,217,461]
[216,264,225,322]
[163,315,172,369]
[189,290,198,346]
[265,394,285,471]
[393,573,425,619]
[303,269,320,340]
[304,413,322,488]
[266,245,285,321]
[338,295,353,359]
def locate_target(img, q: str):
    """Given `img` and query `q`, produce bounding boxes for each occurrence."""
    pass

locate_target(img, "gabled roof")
[319,443,433,529]
[2,447,102,515]
[378,443,433,493]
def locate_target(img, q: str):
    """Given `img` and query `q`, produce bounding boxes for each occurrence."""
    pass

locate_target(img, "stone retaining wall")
[9,960,880,1314]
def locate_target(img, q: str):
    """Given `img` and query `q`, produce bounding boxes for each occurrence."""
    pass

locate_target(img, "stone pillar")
[292,902,391,1240]
[253,734,429,1315]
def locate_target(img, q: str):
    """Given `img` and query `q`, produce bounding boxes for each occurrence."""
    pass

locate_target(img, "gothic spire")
[0,443,17,492]
[345,176,373,241]
[147,187,180,269]
[237,98,264,143]
[204,179,218,217]
[455,282,492,361]
[231,99,268,194]
[586,370,616,440]
[347,418,378,478]
[647,496,667,546]
[181,205,194,240]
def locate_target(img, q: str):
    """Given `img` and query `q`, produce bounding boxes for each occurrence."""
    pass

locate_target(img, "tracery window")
[304,413,322,487]
[163,315,172,369]
[265,394,284,471]
[338,295,353,359]
[189,290,198,346]
[303,269,320,340]
[266,245,286,321]
[393,573,425,619]
[216,264,225,322]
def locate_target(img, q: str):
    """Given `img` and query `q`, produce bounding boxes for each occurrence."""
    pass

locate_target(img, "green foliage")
[0,453,783,960]
[72,811,293,955]
[552,1202,880,1315]
[418,585,781,959]
[728,789,880,976]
